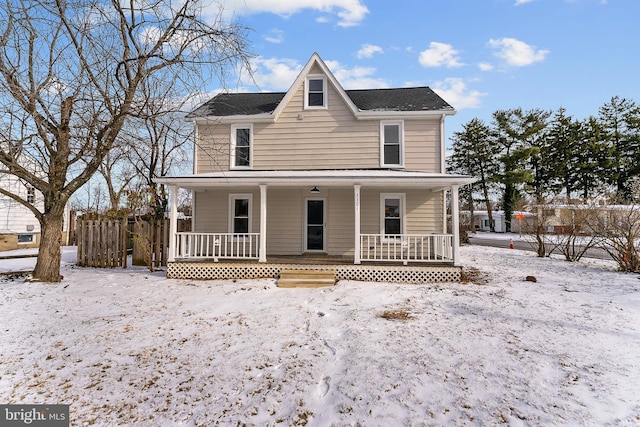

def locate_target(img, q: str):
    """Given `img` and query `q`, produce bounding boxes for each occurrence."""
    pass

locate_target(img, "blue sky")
[206,0,639,145]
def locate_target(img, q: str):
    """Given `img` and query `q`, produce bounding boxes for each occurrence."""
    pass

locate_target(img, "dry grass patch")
[460,267,489,285]
[379,309,413,321]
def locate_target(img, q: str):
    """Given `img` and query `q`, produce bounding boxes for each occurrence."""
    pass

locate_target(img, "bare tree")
[98,147,136,212]
[0,0,250,281]
[121,80,194,219]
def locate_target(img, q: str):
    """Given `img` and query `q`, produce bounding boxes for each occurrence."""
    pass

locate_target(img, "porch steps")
[277,269,336,288]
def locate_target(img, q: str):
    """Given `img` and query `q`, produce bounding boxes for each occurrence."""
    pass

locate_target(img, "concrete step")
[277,269,336,288]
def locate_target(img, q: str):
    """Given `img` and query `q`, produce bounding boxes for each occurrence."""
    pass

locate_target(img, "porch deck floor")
[175,254,452,267]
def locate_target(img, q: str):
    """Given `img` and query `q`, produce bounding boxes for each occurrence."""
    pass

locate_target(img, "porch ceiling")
[155,170,476,190]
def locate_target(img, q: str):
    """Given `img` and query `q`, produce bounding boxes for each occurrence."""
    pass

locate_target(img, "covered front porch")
[157,170,475,282]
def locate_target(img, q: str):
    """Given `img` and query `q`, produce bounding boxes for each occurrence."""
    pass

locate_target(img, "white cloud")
[241,57,304,91]
[356,44,383,59]
[325,60,389,89]
[217,0,369,27]
[514,0,536,5]
[239,56,388,92]
[264,29,284,44]
[418,42,464,68]
[431,78,486,110]
[487,37,549,67]
[478,62,494,72]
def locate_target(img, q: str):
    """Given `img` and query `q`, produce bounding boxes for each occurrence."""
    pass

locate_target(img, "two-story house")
[156,53,475,283]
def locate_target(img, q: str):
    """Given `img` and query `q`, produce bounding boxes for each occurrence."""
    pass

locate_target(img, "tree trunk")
[482,185,495,232]
[32,213,64,282]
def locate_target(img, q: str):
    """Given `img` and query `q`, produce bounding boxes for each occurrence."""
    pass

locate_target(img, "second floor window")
[27,186,35,204]
[380,121,403,167]
[231,125,252,168]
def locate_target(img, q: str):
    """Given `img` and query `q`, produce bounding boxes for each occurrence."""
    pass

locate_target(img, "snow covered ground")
[1,244,639,426]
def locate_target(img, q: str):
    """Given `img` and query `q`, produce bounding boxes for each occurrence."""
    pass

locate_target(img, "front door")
[305,199,325,251]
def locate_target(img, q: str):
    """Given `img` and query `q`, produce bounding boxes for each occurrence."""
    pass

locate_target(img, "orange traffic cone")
[509,239,514,249]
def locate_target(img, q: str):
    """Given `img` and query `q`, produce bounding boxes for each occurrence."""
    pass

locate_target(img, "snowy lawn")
[1,245,639,426]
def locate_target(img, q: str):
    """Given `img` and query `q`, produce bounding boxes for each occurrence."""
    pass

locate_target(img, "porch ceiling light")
[310,186,320,193]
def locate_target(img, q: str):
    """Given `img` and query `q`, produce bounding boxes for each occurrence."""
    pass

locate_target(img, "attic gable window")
[380,120,404,167]
[230,124,252,169]
[305,75,327,109]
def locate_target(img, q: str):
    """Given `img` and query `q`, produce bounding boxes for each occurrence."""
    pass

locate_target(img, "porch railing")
[360,234,454,264]
[175,232,260,261]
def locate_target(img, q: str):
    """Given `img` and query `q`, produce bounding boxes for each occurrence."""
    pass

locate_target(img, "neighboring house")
[466,210,536,234]
[0,160,71,252]
[536,203,638,235]
[0,173,41,251]
[156,53,475,283]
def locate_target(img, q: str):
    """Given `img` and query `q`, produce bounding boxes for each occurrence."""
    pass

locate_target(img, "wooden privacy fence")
[130,219,170,269]
[76,219,128,268]
[76,219,190,268]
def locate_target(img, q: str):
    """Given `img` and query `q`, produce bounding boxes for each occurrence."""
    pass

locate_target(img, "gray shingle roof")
[187,87,453,118]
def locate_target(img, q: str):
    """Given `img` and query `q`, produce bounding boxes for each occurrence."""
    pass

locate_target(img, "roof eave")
[190,114,275,125]
[355,109,456,120]
[155,174,476,189]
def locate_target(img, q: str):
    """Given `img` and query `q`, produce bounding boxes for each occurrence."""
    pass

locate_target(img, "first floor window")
[381,193,405,237]
[18,234,34,243]
[230,195,252,234]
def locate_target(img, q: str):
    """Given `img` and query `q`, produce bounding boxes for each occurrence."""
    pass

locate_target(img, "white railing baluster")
[173,232,260,261]
[358,234,454,264]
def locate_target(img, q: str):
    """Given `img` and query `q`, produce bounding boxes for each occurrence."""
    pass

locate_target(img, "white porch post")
[354,184,361,264]
[451,185,461,266]
[168,185,178,262]
[259,184,267,263]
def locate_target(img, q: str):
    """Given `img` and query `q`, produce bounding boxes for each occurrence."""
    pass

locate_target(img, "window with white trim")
[229,194,252,234]
[380,193,405,237]
[18,234,34,243]
[304,75,327,109]
[380,121,404,167]
[27,186,35,204]
[230,124,252,169]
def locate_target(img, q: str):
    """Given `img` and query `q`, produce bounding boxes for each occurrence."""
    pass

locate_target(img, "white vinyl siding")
[194,66,441,173]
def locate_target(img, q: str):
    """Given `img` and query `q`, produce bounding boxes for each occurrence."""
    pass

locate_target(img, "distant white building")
[0,164,70,251]
[463,210,536,234]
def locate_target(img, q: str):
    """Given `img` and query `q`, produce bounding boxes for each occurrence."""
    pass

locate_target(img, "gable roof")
[187,53,455,121]
[187,86,453,119]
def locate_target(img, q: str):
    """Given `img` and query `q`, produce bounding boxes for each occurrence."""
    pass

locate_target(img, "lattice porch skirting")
[167,262,461,284]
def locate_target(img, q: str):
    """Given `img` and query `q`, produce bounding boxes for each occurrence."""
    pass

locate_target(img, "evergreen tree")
[449,118,500,231]
[543,108,579,200]
[571,117,610,200]
[492,108,549,232]
[598,96,640,200]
